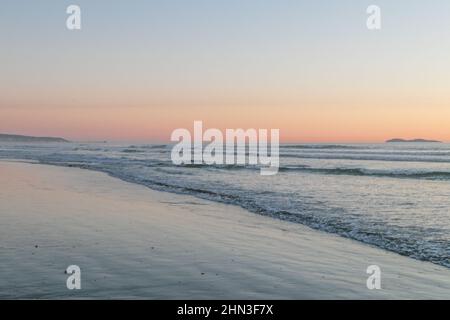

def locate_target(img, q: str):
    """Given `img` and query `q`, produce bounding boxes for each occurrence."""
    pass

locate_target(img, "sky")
[1,0,450,142]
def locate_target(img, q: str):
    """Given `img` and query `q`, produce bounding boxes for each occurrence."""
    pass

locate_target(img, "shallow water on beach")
[2,142,450,268]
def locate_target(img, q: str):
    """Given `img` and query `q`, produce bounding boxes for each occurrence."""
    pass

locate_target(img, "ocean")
[1,142,450,268]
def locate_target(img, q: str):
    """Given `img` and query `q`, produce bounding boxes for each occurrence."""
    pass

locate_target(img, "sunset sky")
[1,0,450,142]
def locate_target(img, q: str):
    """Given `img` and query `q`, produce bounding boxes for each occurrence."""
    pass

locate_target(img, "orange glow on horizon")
[1,101,449,143]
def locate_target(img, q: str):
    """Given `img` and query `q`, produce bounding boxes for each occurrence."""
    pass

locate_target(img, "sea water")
[1,142,450,268]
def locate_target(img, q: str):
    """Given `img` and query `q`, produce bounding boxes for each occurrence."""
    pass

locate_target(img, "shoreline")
[1,161,450,299]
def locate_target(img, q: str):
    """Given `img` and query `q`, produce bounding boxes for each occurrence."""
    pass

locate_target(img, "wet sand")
[1,161,450,299]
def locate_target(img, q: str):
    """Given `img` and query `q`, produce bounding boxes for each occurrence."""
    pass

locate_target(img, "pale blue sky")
[1,1,450,141]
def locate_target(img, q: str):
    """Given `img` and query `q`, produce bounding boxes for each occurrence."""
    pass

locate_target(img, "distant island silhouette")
[386,138,442,143]
[0,133,69,143]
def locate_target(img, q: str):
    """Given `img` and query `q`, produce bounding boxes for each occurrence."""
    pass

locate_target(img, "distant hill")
[0,133,69,143]
[386,138,442,143]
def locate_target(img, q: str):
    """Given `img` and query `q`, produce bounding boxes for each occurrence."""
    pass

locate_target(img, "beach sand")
[1,161,450,299]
